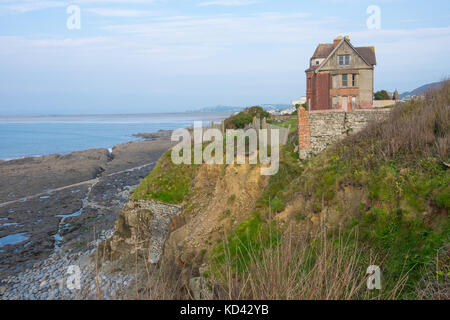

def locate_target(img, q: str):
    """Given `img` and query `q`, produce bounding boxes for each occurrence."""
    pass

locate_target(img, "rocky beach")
[0,131,175,299]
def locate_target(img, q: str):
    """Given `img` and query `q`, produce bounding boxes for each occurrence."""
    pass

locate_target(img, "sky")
[0,0,449,115]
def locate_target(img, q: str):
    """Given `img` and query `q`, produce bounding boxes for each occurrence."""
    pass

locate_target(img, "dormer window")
[338,55,350,66]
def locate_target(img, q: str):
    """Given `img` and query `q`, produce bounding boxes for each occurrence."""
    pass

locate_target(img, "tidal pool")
[56,209,83,219]
[0,233,29,247]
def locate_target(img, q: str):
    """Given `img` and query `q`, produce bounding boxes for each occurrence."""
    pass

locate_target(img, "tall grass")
[344,79,450,162]
[211,224,408,300]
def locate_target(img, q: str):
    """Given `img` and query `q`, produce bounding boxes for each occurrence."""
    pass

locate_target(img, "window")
[308,78,311,89]
[332,96,338,109]
[316,60,319,65]
[332,75,338,89]
[352,74,357,87]
[338,54,350,66]
[342,74,348,87]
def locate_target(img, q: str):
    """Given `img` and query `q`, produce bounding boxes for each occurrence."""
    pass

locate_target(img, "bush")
[224,106,270,129]
[374,90,391,100]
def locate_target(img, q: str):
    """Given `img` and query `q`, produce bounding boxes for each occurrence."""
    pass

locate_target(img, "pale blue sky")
[0,0,449,115]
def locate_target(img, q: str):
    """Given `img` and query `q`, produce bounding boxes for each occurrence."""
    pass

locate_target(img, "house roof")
[310,42,377,66]
[305,65,320,73]
[354,46,377,65]
[311,44,335,59]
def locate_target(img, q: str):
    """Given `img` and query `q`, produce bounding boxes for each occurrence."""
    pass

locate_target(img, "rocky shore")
[0,132,175,299]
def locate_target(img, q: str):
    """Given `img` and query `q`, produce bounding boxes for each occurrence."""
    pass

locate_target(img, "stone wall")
[298,108,391,159]
[373,100,397,108]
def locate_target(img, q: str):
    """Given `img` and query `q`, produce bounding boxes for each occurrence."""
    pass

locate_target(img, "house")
[305,36,377,111]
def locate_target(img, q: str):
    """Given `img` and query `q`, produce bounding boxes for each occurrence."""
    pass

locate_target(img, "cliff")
[100,81,449,300]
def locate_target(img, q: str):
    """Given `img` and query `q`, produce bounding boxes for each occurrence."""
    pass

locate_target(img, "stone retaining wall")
[297,108,392,159]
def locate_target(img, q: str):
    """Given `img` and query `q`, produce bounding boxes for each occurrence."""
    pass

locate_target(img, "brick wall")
[297,107,311,159]
[297,108,391,159]
[315,72,330,110]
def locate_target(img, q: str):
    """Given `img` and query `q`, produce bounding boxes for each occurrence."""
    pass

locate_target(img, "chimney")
[344,35,350,43]
[333,36,343,48]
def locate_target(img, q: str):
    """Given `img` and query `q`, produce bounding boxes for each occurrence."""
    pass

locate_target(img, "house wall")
[297,108,391,159]
[315,72,331,110]
[358,69,374,108]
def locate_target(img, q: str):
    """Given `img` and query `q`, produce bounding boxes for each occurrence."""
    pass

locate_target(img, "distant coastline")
[0,112,230,161]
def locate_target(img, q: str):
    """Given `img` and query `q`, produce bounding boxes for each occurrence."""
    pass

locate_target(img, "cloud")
[0,0,157,13]
[86,8,158,17]
[0,0,66,13]
[197,0,260,6]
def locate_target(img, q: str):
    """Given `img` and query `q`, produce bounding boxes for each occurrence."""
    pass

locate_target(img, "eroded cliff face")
[163,163,269,273]
[101,161,269,287]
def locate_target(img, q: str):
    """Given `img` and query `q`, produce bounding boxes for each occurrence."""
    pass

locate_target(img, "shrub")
[374,90,391,100]
[224,106,270,129]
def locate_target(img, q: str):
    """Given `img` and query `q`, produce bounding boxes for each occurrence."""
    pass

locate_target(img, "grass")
[207,81,449,299]
[211,224,407,300]
[254,131,303,216]
[128,82,448,300]
[131,150,198,204]
[267,117,298,133]
[211,212,281,275]
[296,81,450,298]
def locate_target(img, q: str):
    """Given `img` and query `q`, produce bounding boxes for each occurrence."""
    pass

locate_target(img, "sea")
[0,113,231,160]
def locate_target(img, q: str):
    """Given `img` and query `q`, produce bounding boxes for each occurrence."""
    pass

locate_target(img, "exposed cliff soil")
[98,160,269,296]
[163,163,269,274]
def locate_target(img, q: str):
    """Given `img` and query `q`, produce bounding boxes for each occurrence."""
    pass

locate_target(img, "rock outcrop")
[101,200,182,264]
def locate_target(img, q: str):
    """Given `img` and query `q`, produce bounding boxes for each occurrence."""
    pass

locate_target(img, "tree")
[374,90,391,100]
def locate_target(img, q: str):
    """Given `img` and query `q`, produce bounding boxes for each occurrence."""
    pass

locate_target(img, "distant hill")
[400,81,444,99]
[260,104,293,111]
[188,104,293,113]
[187,105,244,113]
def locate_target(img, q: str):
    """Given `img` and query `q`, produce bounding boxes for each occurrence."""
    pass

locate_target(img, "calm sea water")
[0,113,230,160]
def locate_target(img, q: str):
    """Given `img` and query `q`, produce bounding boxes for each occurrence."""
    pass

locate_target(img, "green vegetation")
[211,212,281,274]
[224,106,270,129]
[131,150,198,204]
[300,82,450,298]
[134,82,449,299]
[211,131,301,274]
[374,90,391,100]
[346,207,449,296]
[210,81,450,299]
[255,131,302,215]
[267,117,298,133]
